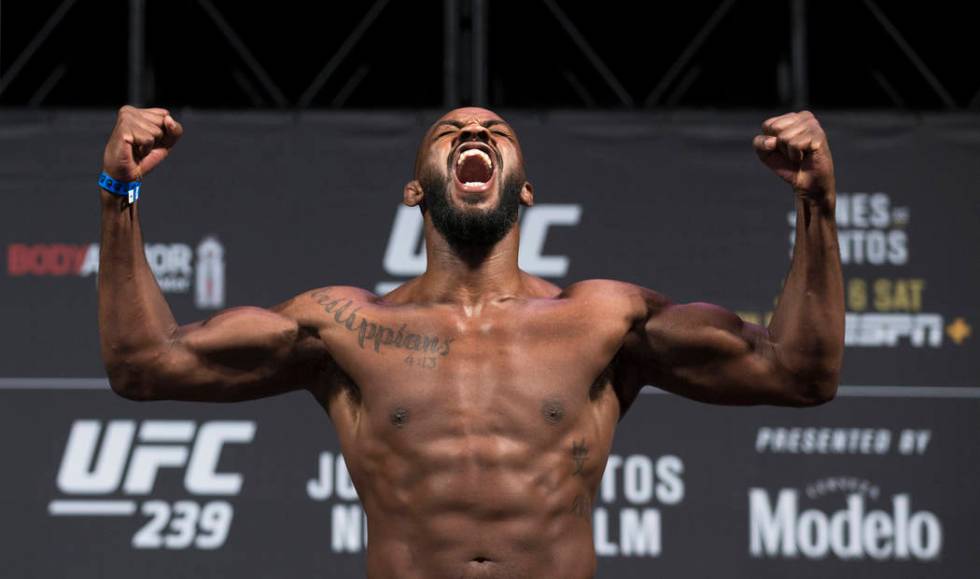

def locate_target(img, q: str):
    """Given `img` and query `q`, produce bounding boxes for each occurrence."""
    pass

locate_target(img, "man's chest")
[309,293,628,431]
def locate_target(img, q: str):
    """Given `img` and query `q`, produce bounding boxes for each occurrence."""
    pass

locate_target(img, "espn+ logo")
[50,419,254,550]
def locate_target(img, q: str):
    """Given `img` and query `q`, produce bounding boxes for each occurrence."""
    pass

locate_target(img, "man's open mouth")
[452,144,496,191]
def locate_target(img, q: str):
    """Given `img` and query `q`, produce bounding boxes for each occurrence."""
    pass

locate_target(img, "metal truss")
[0,0,973,109]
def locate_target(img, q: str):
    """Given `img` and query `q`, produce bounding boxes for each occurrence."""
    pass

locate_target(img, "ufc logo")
[56,420,255,496]
[378,204,581,293]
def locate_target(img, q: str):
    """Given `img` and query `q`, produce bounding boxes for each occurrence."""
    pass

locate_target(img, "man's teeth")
[456,148,493,169]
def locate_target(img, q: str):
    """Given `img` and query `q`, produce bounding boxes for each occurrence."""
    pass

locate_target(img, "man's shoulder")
[547,279,670,330]
[559,279,667,307]
[272,285,379,321]
[521,274,656,301]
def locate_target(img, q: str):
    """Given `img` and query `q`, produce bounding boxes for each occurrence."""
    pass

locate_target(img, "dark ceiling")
[0,0,972,110]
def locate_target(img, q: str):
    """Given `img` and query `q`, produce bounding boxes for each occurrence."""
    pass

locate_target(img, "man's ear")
[520,181,535,207]
[403,180,424,207]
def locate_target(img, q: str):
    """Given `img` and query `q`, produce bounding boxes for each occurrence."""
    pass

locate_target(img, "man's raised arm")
[98,106,327,402]
[626,111,844,406]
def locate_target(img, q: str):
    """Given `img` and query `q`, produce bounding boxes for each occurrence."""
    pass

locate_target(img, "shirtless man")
[98,105,843,579]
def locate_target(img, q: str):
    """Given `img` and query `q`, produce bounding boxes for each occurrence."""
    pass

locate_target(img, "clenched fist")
[753,111,834,201]
[102,105,183,182]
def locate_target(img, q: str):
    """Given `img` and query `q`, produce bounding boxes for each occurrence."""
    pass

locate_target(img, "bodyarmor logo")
[6,236,226,310]
[50,419,255,550]
[376,204,582,293]
[195,237,225,309]
[749,486,942,561]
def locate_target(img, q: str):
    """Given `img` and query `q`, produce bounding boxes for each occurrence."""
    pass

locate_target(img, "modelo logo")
[376,204,581,293]
[749,488,942,561]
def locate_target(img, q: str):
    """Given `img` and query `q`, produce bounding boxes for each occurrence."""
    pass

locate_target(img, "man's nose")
[458,123,490,142]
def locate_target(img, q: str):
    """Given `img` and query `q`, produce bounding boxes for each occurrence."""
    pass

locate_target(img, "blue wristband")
[98,171,141,204]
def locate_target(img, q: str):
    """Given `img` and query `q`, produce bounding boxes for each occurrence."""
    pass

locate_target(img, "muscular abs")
[303,285,633,579]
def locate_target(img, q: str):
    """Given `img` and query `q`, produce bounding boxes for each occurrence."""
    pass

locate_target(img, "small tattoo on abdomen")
[571,439,588,475]
[570,494,591,519]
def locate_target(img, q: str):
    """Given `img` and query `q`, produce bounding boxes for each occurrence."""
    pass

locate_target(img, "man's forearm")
[98,191,179,384]
[768,190,845,395]
[97,106,184,394]
[93,107,310,403]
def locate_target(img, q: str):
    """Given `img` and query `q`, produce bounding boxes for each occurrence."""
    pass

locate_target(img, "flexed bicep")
[632,301,827,406]
[107,295,329,402]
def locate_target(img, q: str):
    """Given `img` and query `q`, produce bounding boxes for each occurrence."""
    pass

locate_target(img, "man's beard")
[419,164,523,251]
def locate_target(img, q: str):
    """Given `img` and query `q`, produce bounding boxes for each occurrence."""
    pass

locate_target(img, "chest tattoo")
[311,290,454,358]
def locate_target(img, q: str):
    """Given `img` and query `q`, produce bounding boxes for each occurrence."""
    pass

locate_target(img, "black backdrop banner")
[1,111,977,578]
